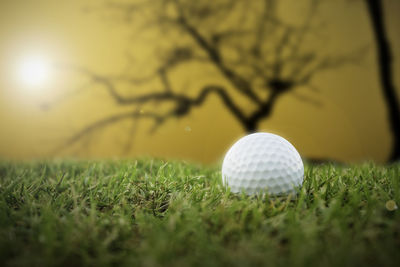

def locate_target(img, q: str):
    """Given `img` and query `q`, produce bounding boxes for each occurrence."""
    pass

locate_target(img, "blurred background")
[0,0,399,164]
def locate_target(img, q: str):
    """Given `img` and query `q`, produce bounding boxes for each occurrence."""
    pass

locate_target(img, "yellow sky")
[0,0,399,163]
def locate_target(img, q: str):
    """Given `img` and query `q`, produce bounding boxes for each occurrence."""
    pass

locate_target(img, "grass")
[0,159,399,267]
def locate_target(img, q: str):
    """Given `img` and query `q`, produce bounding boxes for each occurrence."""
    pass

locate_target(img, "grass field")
[0,159,399,267]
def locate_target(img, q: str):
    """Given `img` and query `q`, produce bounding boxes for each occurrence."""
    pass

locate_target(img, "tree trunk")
[365,0,400,162]
[243,120,258,133]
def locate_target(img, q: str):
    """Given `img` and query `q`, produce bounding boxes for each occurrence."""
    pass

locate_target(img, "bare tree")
[364,0,400,162]
[55,0,363,153]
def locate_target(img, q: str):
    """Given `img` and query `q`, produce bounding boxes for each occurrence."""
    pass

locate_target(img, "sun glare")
[17,55,51,88]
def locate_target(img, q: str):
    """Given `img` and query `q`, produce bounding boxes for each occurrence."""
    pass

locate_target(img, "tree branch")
[295,46,368,84]
[52,110,165,155]
[174,6,262,105]
[190,85,247,123]
[54,81,246,153]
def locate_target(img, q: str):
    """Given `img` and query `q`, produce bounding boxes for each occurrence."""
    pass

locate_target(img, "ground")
[0,159,399,266]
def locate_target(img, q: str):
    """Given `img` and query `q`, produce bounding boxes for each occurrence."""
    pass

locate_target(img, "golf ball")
[222,132,304,195]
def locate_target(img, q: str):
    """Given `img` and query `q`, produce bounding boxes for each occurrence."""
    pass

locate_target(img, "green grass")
[0,159,399,267]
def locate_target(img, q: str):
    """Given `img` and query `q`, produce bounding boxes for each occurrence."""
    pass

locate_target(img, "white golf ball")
[222,132,304,195]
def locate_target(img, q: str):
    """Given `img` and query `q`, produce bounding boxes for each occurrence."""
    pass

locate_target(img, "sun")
[16,55,52,88]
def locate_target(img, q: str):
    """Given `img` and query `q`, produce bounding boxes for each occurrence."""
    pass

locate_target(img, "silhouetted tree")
[364,0,400,162]
[56,0,363,152]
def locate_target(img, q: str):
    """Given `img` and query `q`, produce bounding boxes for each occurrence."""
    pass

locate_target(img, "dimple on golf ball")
[222,132,304,195]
